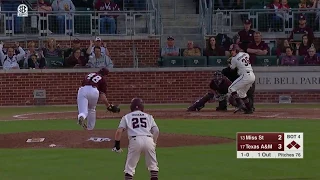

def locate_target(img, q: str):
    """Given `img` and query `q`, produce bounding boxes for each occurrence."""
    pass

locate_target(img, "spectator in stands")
[247,32,269,64]
[64,39,88,59]
[183,41,201,56]
[86,37,110,56]
[24,41,45,68]
[276,39,291,57]
[95,0,120,34]
[33,0,53,34]
[289,14,314,43]
[268,0,283,32]
[238,19,255,52]
[28,54,46,69]
[2,0,22,33]
[303,46,320,65]
[51,0,75,35]
[204,36,225,56]
[65,48,87,68]
[280,47,299,66]
[295,34,313,56]
[86,46,114,68]
[0,42,26,70]
[42,38,63,58]
[161,36,180,56]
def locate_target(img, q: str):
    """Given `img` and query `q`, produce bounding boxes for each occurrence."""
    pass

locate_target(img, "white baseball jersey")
[118,110,158,137]
[230,52,253,75]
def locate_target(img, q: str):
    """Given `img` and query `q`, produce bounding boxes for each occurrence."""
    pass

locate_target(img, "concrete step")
[161,8,196,14]
[162,20,199,26]
[163,26,200,34]
[161,14,199,19]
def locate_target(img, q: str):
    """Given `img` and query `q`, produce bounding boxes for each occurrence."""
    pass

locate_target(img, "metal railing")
[0,9,160,37]
[206,8,320,36]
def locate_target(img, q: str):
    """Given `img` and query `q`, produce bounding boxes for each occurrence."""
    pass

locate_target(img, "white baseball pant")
[77,86,99,130]
[228,72,256,98]
[124,136,159,176]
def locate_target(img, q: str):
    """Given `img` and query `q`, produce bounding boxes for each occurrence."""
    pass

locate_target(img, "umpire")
[222,66,256,111]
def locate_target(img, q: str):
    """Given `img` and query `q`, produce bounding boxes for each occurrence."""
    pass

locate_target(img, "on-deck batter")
[77,67,112,130]
[228,44,256,114]
[112,98,160,180]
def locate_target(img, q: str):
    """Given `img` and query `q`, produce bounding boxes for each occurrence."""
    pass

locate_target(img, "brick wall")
[3,39,160,68]
[0,70,319,106]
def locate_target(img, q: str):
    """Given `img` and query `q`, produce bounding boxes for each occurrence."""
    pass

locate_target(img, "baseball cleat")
[244,109,253,114]
[234,105,246,114]
[77,116,87,129]
[216,107,227,111]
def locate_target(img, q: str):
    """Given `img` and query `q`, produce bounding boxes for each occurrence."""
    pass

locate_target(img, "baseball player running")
[187,71,233,111]
[77,67,120,130]
[228,44,255,114]
[112,98,160,180]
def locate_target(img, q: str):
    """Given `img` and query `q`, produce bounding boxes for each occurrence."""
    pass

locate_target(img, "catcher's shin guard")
[216,99,227,111]
[187,93,214,111]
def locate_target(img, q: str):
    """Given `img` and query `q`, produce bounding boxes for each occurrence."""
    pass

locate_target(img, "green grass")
[0,105,319,180]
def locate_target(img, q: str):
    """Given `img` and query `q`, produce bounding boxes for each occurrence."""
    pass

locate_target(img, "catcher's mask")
[130,98,144,112]
[213,71,224,85]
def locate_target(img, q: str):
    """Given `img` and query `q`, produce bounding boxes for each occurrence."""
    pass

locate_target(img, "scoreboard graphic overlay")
[237,132,303,159]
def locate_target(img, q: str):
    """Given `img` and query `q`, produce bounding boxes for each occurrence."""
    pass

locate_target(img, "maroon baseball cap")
[244,19,251,24]
[299,14,306,20]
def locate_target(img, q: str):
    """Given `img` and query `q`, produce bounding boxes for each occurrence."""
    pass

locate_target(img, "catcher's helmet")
[97,67,109,76]
[130,98,144,112]
[213,70,223,79]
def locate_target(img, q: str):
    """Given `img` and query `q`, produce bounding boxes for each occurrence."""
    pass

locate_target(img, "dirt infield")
[1,107,318,149]
[0,130,234,149]
[8,108,320,121]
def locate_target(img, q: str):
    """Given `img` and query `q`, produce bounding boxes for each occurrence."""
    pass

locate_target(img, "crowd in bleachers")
[160,15,320,67]
[0,37,113,70]
[0,0,146,35]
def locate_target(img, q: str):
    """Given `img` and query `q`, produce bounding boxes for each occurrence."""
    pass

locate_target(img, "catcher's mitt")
[107,104,120,113]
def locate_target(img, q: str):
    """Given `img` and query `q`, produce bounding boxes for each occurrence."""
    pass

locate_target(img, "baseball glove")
[107,104,120,113]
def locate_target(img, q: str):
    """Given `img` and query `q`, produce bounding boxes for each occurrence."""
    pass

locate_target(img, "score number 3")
[241,56,250,66]
[132,118,147,129]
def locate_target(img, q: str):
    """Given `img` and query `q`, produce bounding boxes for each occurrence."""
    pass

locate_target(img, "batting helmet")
[229,44,241,52]
[97,67,109,76]
[130,98,144,112]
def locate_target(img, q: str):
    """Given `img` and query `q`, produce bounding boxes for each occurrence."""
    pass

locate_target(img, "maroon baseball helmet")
[130,98,144,112]
[229,44,241,52]
[97,67,109,76]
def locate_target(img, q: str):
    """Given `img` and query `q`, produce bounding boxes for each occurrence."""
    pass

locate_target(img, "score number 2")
[132,118,147,129]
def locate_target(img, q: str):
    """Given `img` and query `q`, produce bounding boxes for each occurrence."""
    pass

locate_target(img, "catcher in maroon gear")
[77,67,120,130]
[187,71,238,111]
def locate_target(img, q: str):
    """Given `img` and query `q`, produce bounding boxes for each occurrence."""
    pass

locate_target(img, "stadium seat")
[255,56,278,66]
[184,56,207,67]
[297,56,305,65]
[45,57,64,68]
[207,56,228,66]
[180,48,186,56]
[161,56,184,67]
